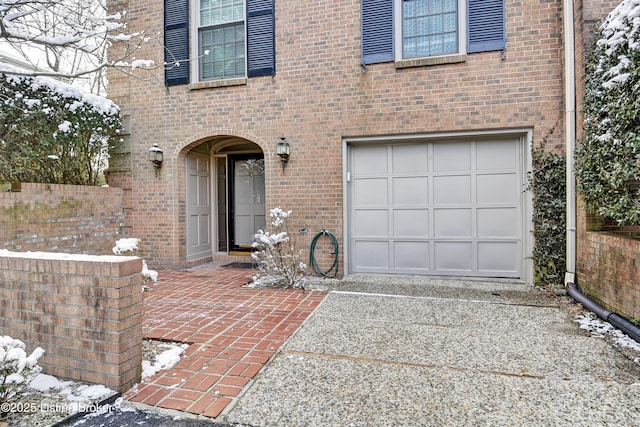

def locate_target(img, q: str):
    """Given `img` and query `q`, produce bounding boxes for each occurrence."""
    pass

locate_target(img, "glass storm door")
[229,155,265,250]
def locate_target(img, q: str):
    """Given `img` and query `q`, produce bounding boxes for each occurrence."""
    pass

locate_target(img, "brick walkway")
[123,264,327,418]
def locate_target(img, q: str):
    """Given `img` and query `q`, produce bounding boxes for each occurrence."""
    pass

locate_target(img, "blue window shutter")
[164,0,190,86]
[468,0,505,53]
[361,0,394,65]
[247,0,275,77]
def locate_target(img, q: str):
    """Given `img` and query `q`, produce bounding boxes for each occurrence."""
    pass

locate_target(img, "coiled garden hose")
[309,229,339,278]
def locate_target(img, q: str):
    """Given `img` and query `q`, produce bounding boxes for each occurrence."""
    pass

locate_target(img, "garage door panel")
[433,141,472,172]
[394,210,429,237]
[477,242,520,274]
[434,175,472,205]
[354,178,388,206]
[392,177,428,205]
[434,209,472,237]
[477,173,518,204]
[354,210,389,237]
[353,145,388,175]
[434,242,473,271]
[392,144,429,173]
[477,208,518,238]
[394,241,430,269]
[353,241,389,269]
[349,138,523,279]
[476,140,518,170]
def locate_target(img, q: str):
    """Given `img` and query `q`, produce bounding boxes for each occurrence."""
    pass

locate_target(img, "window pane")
[443,12,456,32]
[417,0,429,15]
[234,3,243,21]
[404,0,416,17]
[235,24,245,40]
[443,0,456,13]
[213,61,224,79]
[200,10,210,26]
[417,16,428,35]
[404,18,416,37]
[201,0,243,26]
[222,4,233,22]
[402,0,457,59]
[213,27,224,45]
[417,36,429,56]
[430,15,442,34]
[430,35,443,55]
[404,37,416,57]
[199,22,245,80]
[443,32,457,53]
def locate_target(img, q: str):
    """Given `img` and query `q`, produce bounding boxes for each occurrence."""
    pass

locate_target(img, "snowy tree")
[251,208,308,289]
[576,0,640,225]
[0,0,144,184]
[0,0,153,90]
[0,336,44,407]
[0,71,122,185]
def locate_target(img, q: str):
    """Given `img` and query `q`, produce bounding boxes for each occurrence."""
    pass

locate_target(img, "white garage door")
[348,138,523,278]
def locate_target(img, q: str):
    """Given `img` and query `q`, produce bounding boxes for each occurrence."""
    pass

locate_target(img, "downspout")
[563,0,577,285]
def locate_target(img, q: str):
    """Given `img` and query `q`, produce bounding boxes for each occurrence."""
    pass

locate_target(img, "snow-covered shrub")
[251,208,307,289]
[0,73,122,186]
[575,0,640,225]
[112,238,158,283]
[0,336,44,407]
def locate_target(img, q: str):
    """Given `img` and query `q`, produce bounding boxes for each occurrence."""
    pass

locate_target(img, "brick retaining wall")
[0,183,125,255]
[0,251,143,392]
[576,198,640,322]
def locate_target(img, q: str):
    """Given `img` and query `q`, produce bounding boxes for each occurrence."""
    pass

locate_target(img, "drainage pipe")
[566,282,640,343]
[563,0,577,282]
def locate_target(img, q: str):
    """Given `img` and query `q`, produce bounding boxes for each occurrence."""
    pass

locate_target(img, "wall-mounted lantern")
[277,137,290,173]
[148,143,163,176]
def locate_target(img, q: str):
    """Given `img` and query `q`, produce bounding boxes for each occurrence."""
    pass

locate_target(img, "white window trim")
[189,0,248,83]
[393,0,467,62]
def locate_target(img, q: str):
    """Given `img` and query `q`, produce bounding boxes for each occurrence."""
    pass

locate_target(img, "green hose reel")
[309,229,339,278]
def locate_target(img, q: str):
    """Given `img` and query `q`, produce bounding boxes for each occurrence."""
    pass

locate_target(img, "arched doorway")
[186,137,265,263]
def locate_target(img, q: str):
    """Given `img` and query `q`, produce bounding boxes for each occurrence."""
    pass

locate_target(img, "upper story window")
[163,0,275,87]
[198,0,246,80]
[362,0,505,66]
[395,0,464,60]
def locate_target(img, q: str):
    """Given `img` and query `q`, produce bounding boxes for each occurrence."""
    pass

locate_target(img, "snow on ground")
[4,340,188,426]
[575,312,640,360]
[142,342,189,380]
[29,373,114,410]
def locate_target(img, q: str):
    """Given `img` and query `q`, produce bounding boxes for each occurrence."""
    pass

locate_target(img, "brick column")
[0,251,143,392]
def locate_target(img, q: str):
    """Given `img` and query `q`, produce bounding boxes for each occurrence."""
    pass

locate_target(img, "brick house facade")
[107,0,568,282]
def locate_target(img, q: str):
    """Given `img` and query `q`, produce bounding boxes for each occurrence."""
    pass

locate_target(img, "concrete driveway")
[224,276,640,426]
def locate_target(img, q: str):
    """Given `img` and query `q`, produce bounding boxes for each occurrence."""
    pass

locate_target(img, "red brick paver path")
[123,264,327,418]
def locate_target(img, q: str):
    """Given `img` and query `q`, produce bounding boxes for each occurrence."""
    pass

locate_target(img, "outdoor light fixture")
[277,137,290,173]
[148,143,163,168]
[148,143,163,177]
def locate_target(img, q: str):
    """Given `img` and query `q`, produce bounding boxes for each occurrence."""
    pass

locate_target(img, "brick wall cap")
[0,249,139,263]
